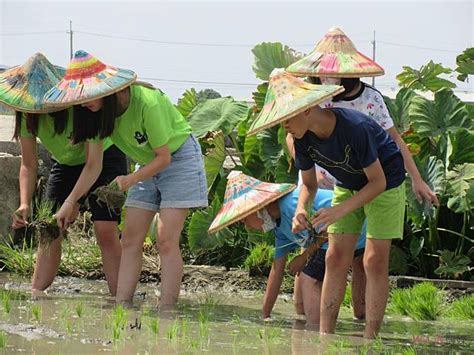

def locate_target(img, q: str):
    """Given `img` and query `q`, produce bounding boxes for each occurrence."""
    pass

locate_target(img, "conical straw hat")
[286,27,384,78]
[44,50,137,106]
[247,68,344,136]
[0,53,68,113]
[208,171,296,234]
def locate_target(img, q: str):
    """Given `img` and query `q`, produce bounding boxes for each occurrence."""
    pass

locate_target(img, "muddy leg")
[32,236,63,291]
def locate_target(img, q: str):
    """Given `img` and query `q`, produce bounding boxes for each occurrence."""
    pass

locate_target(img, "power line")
[140,77,258,87]
[0,30,64,36]
[378,40,460,53]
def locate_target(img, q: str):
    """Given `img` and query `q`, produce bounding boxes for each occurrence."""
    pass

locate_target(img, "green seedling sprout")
[75,302,84,318]
[2,291,11,314]
[30,199,63,246]
[0,332,6,348]
[149,318,160,336]
[31,304,42,321]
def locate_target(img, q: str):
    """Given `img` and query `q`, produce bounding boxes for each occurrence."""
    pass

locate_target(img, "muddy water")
[0,273,472,354]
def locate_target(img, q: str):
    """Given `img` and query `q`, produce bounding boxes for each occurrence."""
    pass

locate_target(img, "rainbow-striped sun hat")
[44,50,137,106]
[0,53,67,113]
[208,171,296,234]
[286,27,384,78]
[247,68,344,136]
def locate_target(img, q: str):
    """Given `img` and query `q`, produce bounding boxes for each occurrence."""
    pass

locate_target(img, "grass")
[111,305,128,342]
[447,293,474,320]
[342,283,352,308]
[75,302,84,318]
[0,236,35,276]
[389,282,445,320]
[0,332,6,348]
[1,291,11,314]
[30,304,42,321]
[244,242,274,276]
[166,319,180,341]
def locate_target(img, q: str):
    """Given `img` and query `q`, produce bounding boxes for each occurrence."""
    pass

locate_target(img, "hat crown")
[315,27,357,54]
[64,50,107,80]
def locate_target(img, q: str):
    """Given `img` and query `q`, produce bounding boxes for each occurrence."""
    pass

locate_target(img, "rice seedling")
[180,318,189,338]
[0,332,6,348]
[327,338,354,354]
[389,282,445,320]
[0,236,35,276]
[92,181,126,213]
[257,324,284,344]
[30,304,42,321]
[447,293,474,320]
[1,291,11,314]
[244,242,274,276]
[197,291,222,315]
[59,305,70,320]
[75,302,84,318]
[149,318,160,336]
[31,199,62,246]
[166,319,180,342]
[111,305,128,342]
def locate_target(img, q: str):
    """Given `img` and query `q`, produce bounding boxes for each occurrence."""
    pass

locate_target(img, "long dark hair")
[71,93,119,143]
[307,77,361,102]
[13,109,68,140]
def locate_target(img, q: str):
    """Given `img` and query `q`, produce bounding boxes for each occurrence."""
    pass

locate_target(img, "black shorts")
[44,145,128,221]
[302,247,365,282]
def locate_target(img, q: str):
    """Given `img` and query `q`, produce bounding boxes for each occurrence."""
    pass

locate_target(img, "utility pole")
[67,21,73,60]
[371,30,376,87]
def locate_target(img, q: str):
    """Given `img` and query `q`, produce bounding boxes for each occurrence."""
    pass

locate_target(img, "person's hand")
[292,209,308,234]
[55,200,78,230]
[310,205,345,231]
[412,178,439,208]
[114,175,135,192]
[12,204,30,229]
[288,255,307,275]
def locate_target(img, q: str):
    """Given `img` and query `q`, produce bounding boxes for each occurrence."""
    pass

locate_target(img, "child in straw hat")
[44,50,208,306]
[2,53,127,295]
[286,27,438,208]
[208,171,366,325]
[247,68,406,338]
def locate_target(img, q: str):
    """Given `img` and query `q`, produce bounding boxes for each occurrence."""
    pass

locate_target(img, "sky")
[1,0,473,102]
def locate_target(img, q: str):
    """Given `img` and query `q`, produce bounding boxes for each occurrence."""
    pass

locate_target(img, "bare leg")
[262,256,287,318]
[31,236,63,291]
[351,254,366,320]
[319,233,358,334]
[293,273,304,315]
[94,221,122,296]
[115,208,156,303]
[156,208,188,305]
[363,239,391,339]
[300,272,322,327]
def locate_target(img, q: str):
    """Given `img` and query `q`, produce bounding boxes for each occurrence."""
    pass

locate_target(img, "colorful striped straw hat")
[247,68,344,136]
[0,53,67,113]
[286,27,385,78]
[44,50,137,106]
[208,170,296,234]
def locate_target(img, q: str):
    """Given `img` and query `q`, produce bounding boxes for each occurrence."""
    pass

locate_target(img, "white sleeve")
[373,91,394,130]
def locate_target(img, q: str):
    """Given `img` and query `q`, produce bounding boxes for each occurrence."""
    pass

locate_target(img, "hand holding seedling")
[292,209,309,233]
[113,175,134,192]
[12,204,30,229]
[55,200,78,230]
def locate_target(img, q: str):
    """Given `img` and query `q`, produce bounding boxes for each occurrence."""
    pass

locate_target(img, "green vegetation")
[447,293,474,320]
[389,282,445,320]
[244,242,274,276]
[30,304,42,321]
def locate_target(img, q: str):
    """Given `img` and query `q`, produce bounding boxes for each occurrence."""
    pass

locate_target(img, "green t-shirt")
[20,110,113,166]
[110,85,192,165]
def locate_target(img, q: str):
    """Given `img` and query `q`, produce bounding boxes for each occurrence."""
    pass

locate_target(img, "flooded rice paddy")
[0,273,472,354]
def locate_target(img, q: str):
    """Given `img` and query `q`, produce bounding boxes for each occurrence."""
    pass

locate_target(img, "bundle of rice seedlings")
[92,181,126,212]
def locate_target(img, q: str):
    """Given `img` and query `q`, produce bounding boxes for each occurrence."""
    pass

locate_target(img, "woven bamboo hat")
[286,27,384,78]
[247,68,344,136]
[208,171,296,234]
[0,53,67,113]
[43,50,137,106]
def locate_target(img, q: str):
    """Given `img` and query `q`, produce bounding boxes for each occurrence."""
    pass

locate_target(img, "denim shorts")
[125,135,208,211]
[302,248,365,282]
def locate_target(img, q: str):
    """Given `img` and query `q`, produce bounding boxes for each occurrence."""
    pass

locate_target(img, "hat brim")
[44,68,137,107]
[247,86,345,136]
[208,184,296,234]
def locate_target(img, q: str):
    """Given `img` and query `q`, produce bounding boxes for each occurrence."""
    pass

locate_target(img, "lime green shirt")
[20,110,113,166]
[110,85,192,165]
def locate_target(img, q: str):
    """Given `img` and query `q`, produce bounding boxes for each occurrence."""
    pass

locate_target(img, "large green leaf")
[259,126,284,174]
[196,89,222,103]
[445,163,474,213]
[409,89,470,137]
[187,97,250,138]
[202,131,226,192]
[252,82,268,113]
[396,61,456,92]
[188,197,234,252]
[252,42,301,81]
[383,88,418,135]
[449,129,474,167]
[176,88,197,118]
[455,47,474,82]
[406,156,445,225]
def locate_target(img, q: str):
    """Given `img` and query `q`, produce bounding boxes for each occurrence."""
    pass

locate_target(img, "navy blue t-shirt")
[294,108,405,191]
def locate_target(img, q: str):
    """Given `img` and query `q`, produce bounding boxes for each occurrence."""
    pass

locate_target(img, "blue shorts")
[125,135,208,211]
